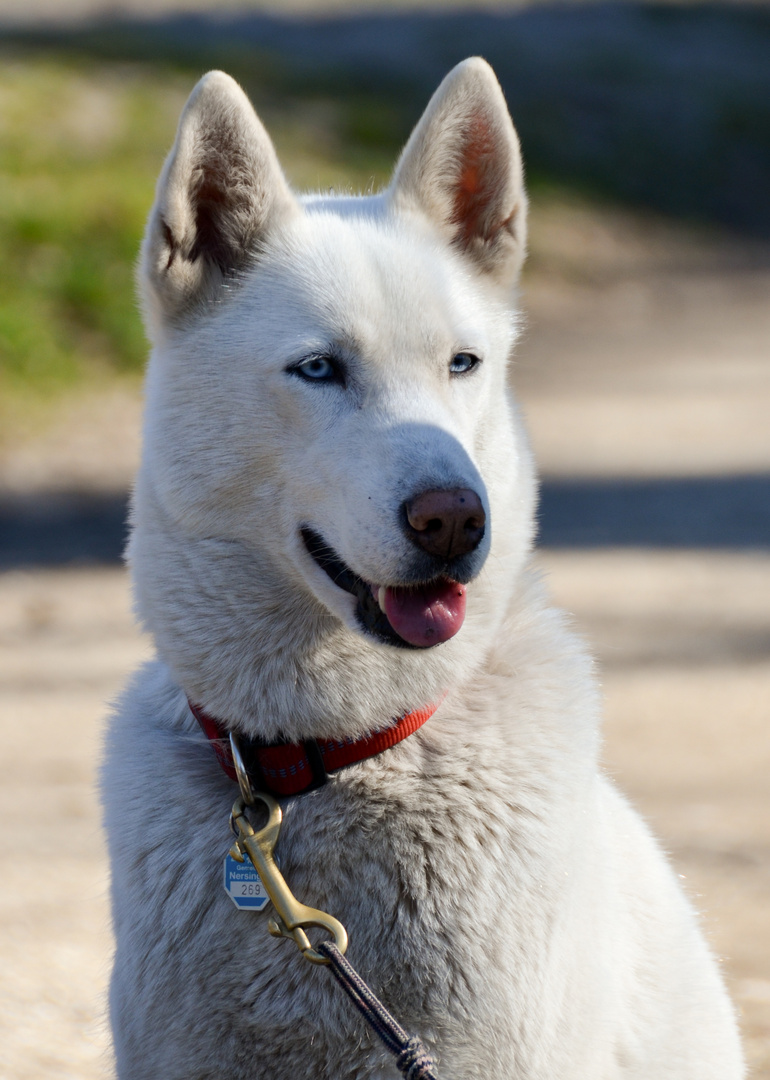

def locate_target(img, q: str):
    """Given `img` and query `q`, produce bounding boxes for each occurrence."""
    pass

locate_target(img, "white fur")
[103,59,744,1078]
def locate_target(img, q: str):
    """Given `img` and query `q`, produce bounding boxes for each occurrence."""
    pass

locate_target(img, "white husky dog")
[103,58,744,1079]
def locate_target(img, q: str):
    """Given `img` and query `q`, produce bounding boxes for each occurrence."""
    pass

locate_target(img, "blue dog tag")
[223,852,270,910]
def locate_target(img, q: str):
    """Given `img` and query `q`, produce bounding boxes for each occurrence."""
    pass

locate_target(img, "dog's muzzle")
[301,526,471,649]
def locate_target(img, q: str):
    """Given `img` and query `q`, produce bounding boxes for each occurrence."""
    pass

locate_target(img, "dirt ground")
[0,202,768,1078]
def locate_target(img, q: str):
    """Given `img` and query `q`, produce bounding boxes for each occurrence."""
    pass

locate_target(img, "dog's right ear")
[140,71,297,339]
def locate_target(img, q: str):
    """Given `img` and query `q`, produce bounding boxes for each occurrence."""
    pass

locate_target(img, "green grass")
[0,54,396,421]
[0,60,188,402]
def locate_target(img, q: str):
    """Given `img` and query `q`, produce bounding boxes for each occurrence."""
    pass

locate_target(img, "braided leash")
[318,941,440,1080]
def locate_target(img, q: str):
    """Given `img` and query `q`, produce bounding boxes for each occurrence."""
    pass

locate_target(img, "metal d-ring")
[229,732,257,806]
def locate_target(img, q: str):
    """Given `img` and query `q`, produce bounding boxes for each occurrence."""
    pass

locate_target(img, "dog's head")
[131,59,536,740]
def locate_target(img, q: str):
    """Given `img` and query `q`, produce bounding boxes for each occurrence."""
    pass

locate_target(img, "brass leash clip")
[225,741,440,1075]
[227,732,348,965]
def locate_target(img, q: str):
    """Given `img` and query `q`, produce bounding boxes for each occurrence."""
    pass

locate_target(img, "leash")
[227,733,441,1079]
[318,942,439,1080]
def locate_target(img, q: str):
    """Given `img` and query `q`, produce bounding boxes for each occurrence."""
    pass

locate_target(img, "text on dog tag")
[223,852,269,910]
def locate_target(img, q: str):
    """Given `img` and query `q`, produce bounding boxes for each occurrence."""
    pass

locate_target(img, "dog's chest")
[105,661,594,1079]
[140,770,544,1071]
[212,750,562,1062]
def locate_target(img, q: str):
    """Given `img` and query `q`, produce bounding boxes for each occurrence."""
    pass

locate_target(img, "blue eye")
[449,352,480,376]
[290,354,343,384]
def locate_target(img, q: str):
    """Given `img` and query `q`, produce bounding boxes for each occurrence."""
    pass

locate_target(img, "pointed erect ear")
[389,58,527,286]
[140,71,297,337]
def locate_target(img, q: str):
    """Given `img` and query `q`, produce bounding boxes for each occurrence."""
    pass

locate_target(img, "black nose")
[405,488,486,560]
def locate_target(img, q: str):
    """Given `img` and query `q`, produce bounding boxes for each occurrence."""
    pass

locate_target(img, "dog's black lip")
[300,527,420,649]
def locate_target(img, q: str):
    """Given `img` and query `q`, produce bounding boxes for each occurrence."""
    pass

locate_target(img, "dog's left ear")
[390,57,527,287]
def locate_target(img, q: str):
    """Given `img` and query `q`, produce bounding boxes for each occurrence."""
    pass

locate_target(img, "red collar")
[189,699,438,798]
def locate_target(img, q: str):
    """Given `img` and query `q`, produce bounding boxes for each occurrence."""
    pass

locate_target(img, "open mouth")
[301,527,467,649]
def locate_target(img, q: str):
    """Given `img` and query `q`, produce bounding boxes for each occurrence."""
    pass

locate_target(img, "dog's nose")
[405,488,486,560]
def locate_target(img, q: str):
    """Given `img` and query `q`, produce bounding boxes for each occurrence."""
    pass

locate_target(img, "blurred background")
[0,1,768,1077]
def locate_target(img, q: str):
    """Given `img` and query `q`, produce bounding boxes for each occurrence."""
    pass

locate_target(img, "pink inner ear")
[452,114,497,245]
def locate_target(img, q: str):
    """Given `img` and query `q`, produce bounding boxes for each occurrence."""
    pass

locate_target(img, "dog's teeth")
[377,586,388,613]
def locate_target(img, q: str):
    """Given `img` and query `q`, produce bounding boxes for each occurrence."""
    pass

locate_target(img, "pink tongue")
[382,580,467,648]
